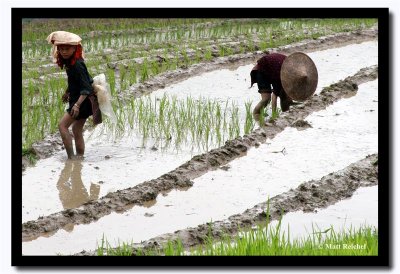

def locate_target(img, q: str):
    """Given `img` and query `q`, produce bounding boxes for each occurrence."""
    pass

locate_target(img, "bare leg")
[271,92,278,114]
[279,90,294,112]
[71,118,87,158]
[59,113,76,159]
[253,92,271,120]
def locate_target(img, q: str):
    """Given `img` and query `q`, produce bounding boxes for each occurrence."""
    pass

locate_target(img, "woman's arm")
[70,95,88,118]
[70,60,93,118]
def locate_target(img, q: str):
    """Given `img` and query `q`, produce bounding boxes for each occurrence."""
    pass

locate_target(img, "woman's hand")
[70,104,80,119]
[62,92,69,103]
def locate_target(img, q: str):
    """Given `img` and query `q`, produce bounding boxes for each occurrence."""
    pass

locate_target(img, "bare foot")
[71,155,84,161]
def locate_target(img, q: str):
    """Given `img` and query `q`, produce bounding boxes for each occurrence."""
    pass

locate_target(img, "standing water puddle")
[22,41,377,223]
[264,185,378,242]
[201,185,377,253]
[22,78,377,255]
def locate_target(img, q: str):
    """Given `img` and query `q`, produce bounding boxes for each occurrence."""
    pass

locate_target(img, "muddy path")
[22,64,378,242]
[76,153,377,255]
[23,27,377,167]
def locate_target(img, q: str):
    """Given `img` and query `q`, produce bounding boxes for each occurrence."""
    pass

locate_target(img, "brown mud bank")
[77,153,378,256]
[22,28,377,169]
[22,65,378,242]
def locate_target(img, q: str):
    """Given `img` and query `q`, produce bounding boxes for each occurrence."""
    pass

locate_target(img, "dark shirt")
[66,58,93,103]
[257,53,287,82]
[250,53,287,97]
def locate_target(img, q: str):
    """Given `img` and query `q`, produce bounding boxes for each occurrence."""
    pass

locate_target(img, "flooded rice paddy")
[22,41,377,221]
[266,185,378,241]
[22,40,378,254]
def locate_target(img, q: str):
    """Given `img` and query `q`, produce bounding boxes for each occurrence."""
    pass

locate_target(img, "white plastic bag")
[92,74,117,124]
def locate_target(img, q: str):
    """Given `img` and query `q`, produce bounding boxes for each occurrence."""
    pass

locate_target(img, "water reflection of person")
[57,159,100,209]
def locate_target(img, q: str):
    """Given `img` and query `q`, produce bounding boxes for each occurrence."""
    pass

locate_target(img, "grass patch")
[22,148,38,165]
[180,222,378,256]
[93,95,247,152]
[96,205,378,256]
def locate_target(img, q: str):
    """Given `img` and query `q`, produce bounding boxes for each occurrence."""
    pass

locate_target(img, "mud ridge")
[22,28,377,169]
[77,153,378,255]
[22,65,378,242]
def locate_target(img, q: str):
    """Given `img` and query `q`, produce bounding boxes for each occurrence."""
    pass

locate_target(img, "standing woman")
[47,31,101,159]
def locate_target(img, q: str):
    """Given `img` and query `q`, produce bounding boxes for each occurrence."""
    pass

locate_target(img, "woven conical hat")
[280,52,318,101]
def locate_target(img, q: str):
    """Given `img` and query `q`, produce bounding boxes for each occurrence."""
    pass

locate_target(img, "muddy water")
[150,41,377,116]
[22,41,377,223]
[22,137,193,222]
[150,40,378,96]
[264,185,378,241]
[309,41,378,93]
[186,185,377,254]
[120,153,377,255]
[22,79,377,255]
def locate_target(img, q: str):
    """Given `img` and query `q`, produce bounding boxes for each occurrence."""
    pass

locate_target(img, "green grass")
[270,107,281,121]
[96,217,378,256]
[96,199,377,256]
[182,223,378,256]
[22,148,38,165]
[97,95,245,151]
[96,234,135,256]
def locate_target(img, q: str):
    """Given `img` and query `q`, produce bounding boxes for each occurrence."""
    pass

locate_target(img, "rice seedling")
[96,234,134,256]
[150,59,161,75]
[204,48,213,61]
[96,210,378,256]
[271,107,281,121]
[244,101,255,134]
[218,45,226,57]
[127,64,137,86]
[22,18,377,155]
[140,58,149,82]
[91,94,248,152]
[173,204,378,256]
[22,147,38,165]
[118,64,127,91]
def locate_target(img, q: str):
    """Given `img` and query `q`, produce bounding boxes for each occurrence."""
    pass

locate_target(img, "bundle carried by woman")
[92,73,117,124]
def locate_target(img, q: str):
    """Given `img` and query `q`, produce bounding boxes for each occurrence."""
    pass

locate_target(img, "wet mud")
[77,153,378,255]
[22,63,378,242]
[22,27,377,170]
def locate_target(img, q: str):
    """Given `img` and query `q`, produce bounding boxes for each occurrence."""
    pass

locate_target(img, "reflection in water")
[57,160,100,209]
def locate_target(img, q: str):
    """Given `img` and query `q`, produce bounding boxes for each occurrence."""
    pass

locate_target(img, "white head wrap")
[46,31,84,63]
